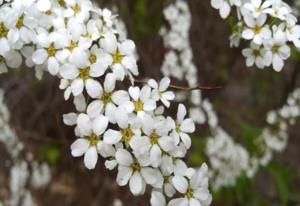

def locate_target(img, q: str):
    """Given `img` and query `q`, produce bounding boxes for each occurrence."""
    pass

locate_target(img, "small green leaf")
[38,145,61,165]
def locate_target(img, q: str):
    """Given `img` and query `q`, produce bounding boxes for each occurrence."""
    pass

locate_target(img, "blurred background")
[1,0,300,205]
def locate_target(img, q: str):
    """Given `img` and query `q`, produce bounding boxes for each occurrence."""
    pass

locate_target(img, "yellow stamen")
[175,122,181,133]
[0,22,9,38]
[44,10,52,15]
[58,0,65,7]
[47,43,57,57]
[89,54,97,64]
[271,45,280,54]
[16,15,24,29]
[122,128,133,143]
[185,187,193,199]
[101,92,112,105]
[253,49,260,57]
[150,132,159,145]
[73,4,81,14]
[134,101,144,112]
[131,160,141,172]
[68,41,78,51]
[88,133,99,146]
[79,67,90,80]
[112,50,123,64]
[253,25,261,34]
[0,55,4,63]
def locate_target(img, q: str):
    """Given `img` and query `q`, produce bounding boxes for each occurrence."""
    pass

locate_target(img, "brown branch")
[133,79,222,91]
[11,124,68,145]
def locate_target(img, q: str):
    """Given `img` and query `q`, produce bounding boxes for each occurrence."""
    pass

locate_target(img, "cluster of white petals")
[206,127,249,191]
[0,0,212,205]
[159,0,296,193]
[206,88,300,191]
[211,0,300,71]
[0,89,51,206]
[160,0,210,125]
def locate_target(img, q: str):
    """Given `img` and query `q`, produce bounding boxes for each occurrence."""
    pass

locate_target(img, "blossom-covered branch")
[0,0,212,205]
[211,0,300,71]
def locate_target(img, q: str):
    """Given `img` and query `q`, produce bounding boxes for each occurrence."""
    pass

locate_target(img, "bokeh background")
[1,0,300,205]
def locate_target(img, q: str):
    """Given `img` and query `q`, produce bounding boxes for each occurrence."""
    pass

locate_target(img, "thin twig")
[133,79,222,91]
[11,124,68,145]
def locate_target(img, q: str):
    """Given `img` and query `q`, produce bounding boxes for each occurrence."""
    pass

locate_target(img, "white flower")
[92,8,114,27]
[242,14,271,45]
[242,42,267,69]
[150,191,166,206]
[264,29,290,72]
[242,0,272,18]
[5,3,37,49]
[170,104,195,149]
[86,73,129,121]
[115,149,163,195]
[64,0,92,22]
[285,22,300,48]
[148,77,175,108]
[168,164,212,206]
[0,50,22,73]
[211,0,231,19]
[0,20,10,55]
[100,33,138,80]
[122,85,156,116]
[71,113,114,169]
[32,31,67,75]
[63,94,86,127]
[103,108,140,145]
[59,63,102,97]
[130,115,174,167]
[264,0,290,20]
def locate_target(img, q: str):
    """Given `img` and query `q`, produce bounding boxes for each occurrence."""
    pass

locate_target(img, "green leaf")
[290,46,300,62]
[38,145,61,165]
[267,163,294,205]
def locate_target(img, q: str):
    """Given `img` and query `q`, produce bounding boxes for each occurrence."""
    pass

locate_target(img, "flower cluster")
[0,0,212,205]
[0,89,51,206]
[160,0,208,125]
[206,127,249,191]
[205,87,300,191]
[211,0,300,71]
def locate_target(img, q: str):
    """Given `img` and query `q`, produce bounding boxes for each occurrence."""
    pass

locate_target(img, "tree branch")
[133,78,222,91]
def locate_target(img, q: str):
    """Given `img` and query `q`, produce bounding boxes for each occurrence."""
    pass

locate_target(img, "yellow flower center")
[68,41,78,51]
[47,43,57,57]
[58,0,65,7]
[79,67,90,80]
[122,128,133,143]
[0,22,9,38]
[73,4,81,14]
[0,55,4,63]
[83,33,92,38]
[272,45,280,54]
[131,160,141,172]
[255,7,263,13]
[175,122,181,133]
[185,187,194,199]
[134,101,144,112]
[101,92,112,105]
[112,50,123,64]
[16,15,24,29]
[163,176,170,184]
[150,132,159,145]
[253,25,261,34]
[44,10,52,15]
[89,54,97,64]
[253,49,260,57]
[88,133,99,146]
